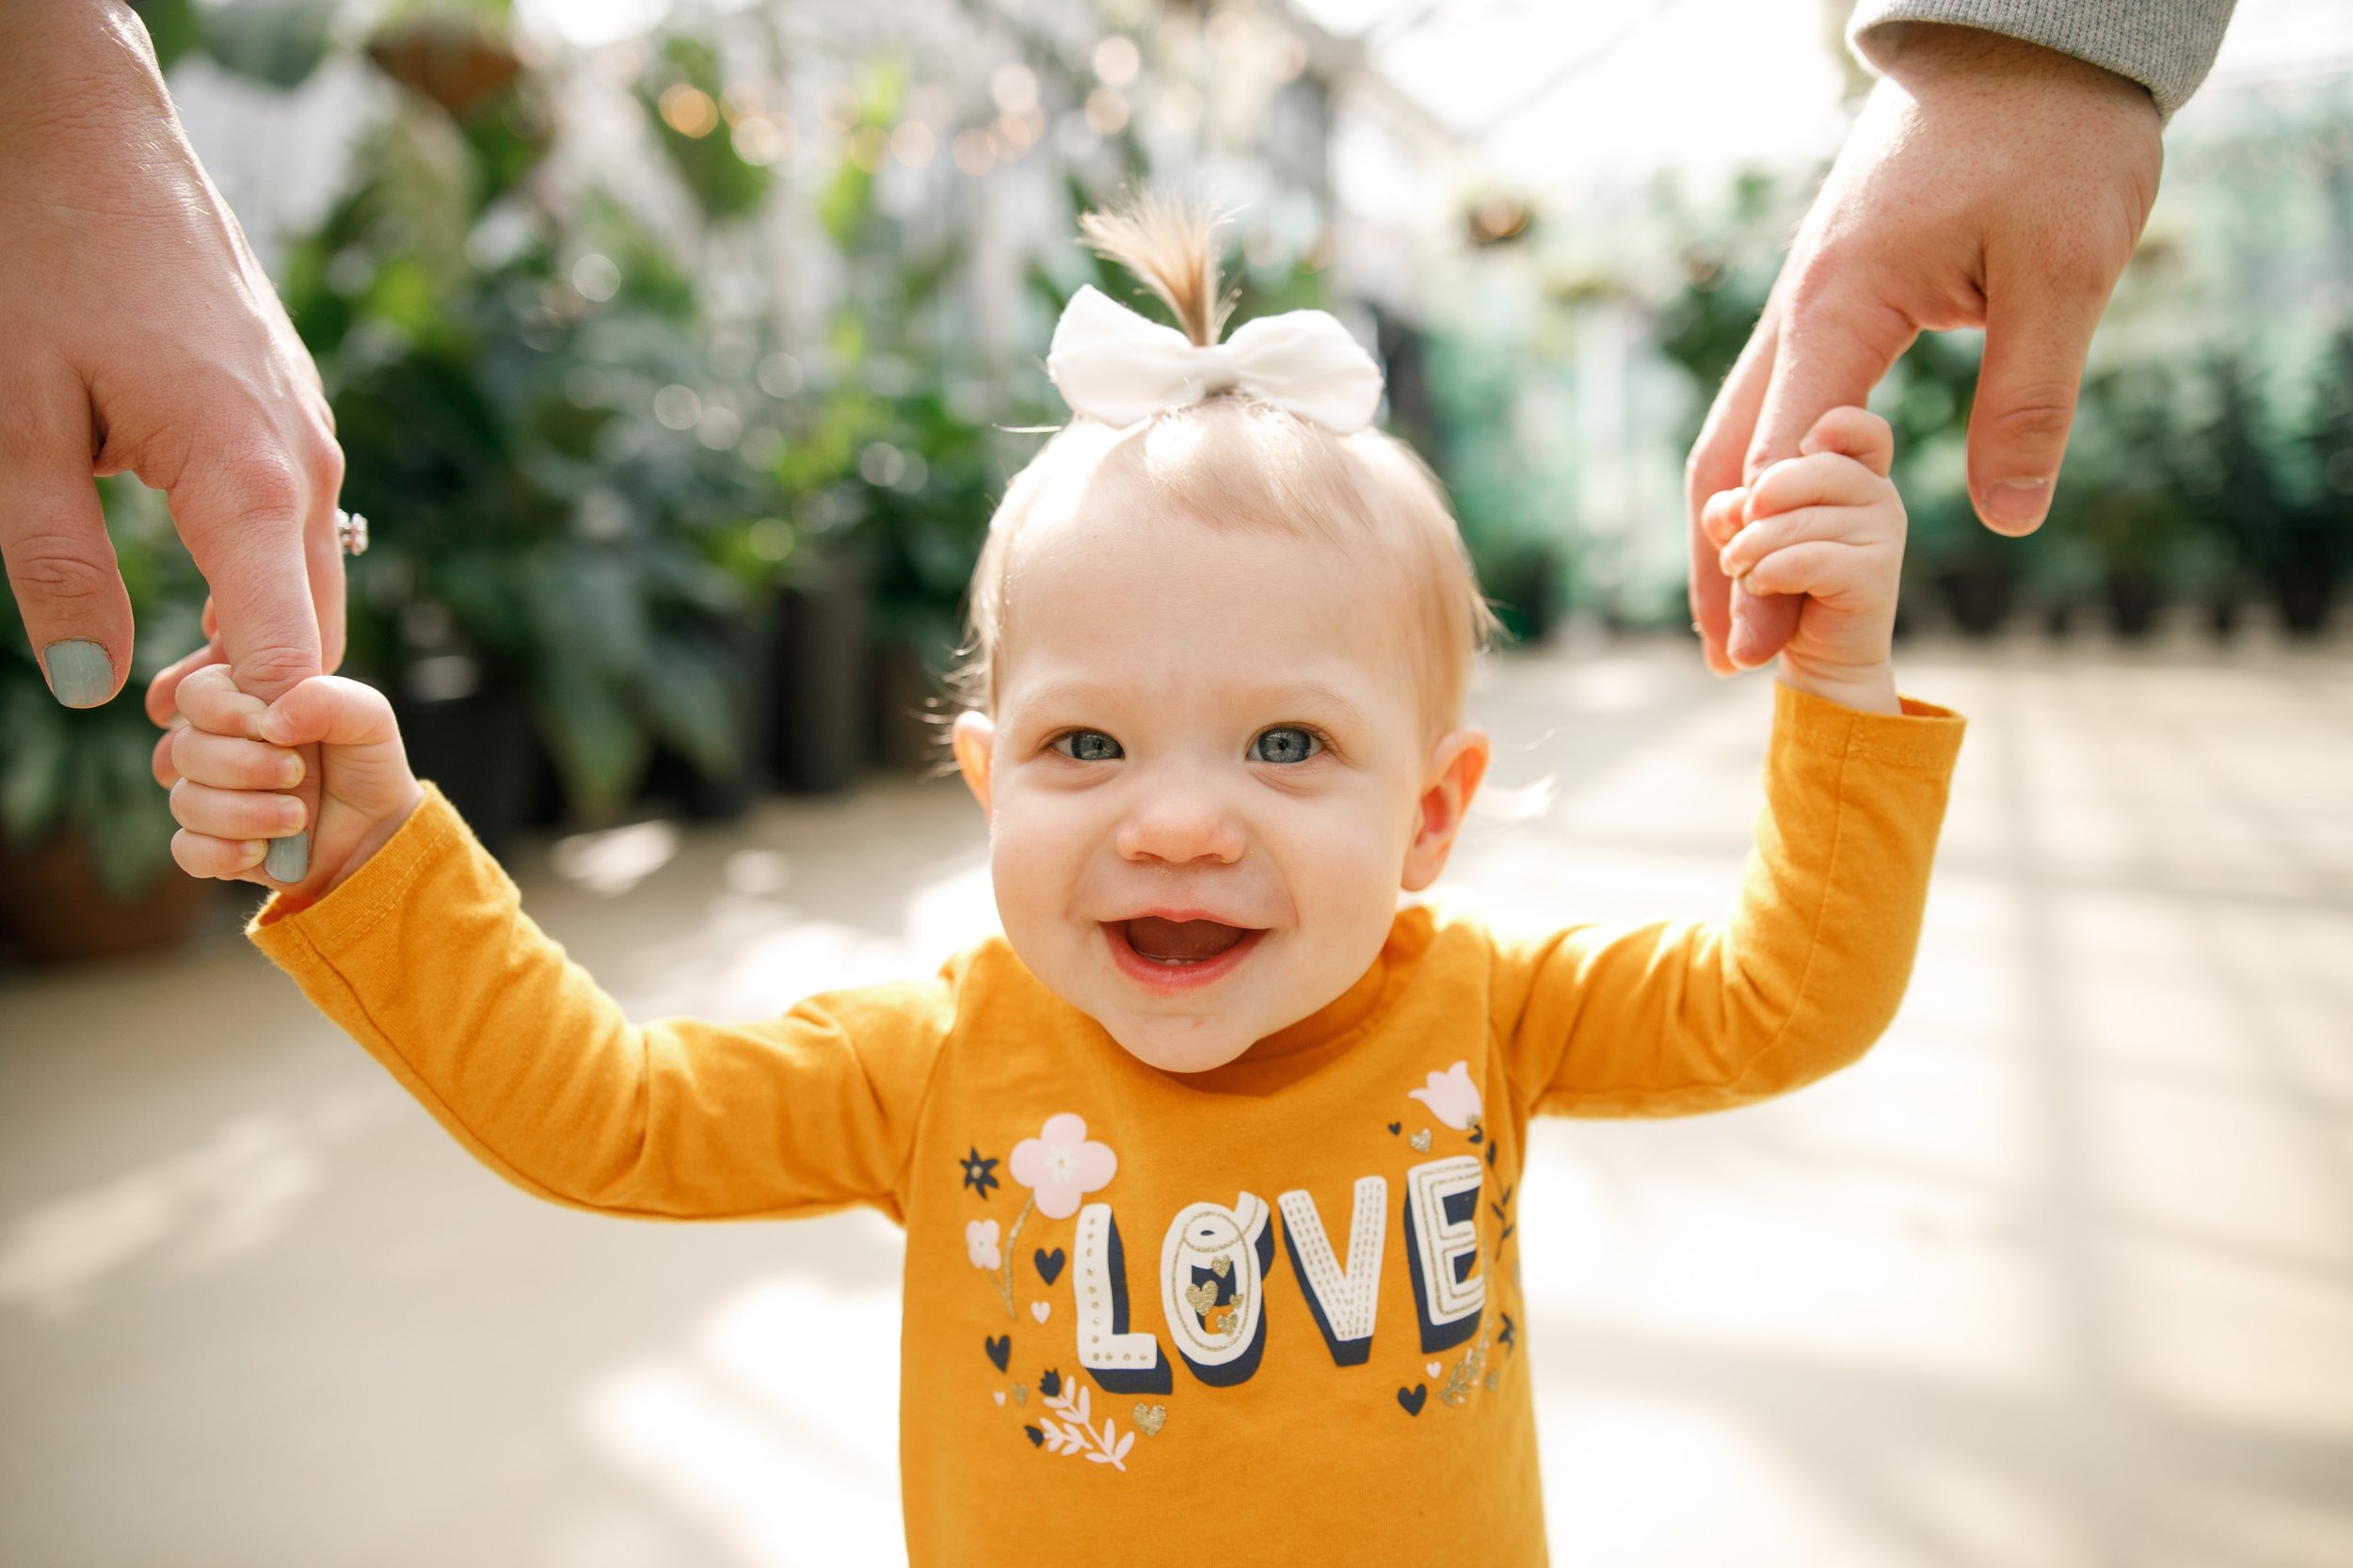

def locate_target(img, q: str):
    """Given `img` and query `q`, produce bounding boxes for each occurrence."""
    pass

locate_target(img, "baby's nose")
[1113,791,1247,866]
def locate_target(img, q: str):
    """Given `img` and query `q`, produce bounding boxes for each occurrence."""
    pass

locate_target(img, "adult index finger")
[1686,317,1779,676]
[160,445,334,883]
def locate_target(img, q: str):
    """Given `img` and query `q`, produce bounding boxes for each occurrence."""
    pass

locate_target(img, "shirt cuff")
[246,782,473,962]
[1845,0,2227,122]
[1774,678,1967,773]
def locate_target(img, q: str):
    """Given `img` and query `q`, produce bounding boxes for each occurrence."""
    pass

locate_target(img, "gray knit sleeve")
[1847,1,2237,121]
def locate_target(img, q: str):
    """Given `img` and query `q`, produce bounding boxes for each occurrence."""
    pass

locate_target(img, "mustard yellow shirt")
[249,681,1964,1564]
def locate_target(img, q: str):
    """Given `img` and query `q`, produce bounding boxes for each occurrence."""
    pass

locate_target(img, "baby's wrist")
[313,780,426,903]
[1774,657,1900,715]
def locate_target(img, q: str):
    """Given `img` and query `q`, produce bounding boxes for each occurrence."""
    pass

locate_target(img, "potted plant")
[2289,327,2353,634]
[2067,366,2186,639]
[279,27,775,840]
[0,479,213,963]
[2189,355,2345,637]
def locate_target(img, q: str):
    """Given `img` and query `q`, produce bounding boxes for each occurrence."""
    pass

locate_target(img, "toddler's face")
[952,504,1488,1074]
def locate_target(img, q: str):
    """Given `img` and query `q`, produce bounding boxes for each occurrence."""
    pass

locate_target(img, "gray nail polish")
[40,639,114,708]
[266,830,310,884]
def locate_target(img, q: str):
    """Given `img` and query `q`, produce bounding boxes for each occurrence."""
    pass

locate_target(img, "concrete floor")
[3,628,2349,1568]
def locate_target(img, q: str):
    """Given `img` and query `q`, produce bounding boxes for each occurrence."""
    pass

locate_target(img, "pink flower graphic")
[1009,1113,1117,1220]
[966,1218,1001,1271]
[1408,1061,1481,1130]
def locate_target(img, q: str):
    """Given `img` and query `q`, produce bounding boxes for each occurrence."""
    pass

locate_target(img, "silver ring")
[336,509,369,557]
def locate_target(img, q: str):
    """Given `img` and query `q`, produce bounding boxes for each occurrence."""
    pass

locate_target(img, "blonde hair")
[958,193,1500,742]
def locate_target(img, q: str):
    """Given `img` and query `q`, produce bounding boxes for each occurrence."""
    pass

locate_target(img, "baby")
[159,197,1964,1561]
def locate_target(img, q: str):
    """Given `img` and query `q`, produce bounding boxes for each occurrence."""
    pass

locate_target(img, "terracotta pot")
[0,835,212,964]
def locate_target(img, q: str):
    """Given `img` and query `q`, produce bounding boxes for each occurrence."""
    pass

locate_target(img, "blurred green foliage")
[281,20,776,818]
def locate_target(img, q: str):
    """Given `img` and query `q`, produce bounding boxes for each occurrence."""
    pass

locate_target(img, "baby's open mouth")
[1116,916,1255,965]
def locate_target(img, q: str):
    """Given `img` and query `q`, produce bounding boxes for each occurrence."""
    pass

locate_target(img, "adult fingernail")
[1986,479,2051,532]
[265,830,310,884]
[40,639,114,708]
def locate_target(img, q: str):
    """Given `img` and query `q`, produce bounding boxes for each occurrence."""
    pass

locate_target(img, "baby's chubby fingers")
[1745,449,1890,521]
[254,674,400,752]
[170,777,305,842]
[170,723,304,792]
[170,828,269,883]
[171,662,272,739]
[1738,539,1860,601]
[1700,486,1750,549]
[1797,404,1895,478]
[1720,503,1876,581]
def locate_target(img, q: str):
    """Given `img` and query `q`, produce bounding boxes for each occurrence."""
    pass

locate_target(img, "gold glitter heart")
[1011,1382,1028,1405]
[1410,1128,1433,1152]
[1132,1402,1167,1436]
[1211,1256,1231,1278]
[1182,1280,1220,1319]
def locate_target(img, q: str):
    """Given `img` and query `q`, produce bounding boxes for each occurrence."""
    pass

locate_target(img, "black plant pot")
[2276,574,2337,636]
[392,681,538,857]
[871,641,950,775]
[637,613,776,823]
[1935,559,2018,637]
[767,560,871,793]
[2106,569,2161,639]
[1491,549,1562,645]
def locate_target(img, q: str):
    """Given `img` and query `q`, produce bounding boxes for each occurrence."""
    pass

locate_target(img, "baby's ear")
[951,711,996,812]
[1401,728,1490,893]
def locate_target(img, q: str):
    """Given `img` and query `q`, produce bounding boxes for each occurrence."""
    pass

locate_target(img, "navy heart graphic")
[1397,1383,1428,1416]
[984,1335,1011,1372]
[1387,1121,1401,1135]
[1033,1247,1066,1287]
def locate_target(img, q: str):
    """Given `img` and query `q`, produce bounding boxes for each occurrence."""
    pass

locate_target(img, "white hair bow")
[1045,284,1384,434]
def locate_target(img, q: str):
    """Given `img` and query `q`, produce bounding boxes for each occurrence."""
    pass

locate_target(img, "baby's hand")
[158,665,423,904]
[1702,406,1905,714]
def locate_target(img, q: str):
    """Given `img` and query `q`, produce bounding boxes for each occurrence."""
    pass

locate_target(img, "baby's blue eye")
[1250,727,1321,765]
[1054,729,1123,761]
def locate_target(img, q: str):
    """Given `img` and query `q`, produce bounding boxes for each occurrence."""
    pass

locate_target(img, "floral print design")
[1024,1374,1135,1470]
[1008,1112,1118,1220]
[966,1218,1001,1270]
[1407,1061,1481,1131]
[958,1146,1001,1198]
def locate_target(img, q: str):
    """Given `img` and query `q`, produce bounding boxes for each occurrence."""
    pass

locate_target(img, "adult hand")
[0,1,344,720]
[1686,24,2163,673]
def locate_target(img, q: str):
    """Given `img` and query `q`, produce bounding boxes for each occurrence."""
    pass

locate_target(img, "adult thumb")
[1966,282,2102,536]
[0,372,133,707]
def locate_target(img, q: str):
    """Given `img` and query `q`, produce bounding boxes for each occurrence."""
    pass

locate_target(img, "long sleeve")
[1848,0,2238,121]
[247,785,952,1222]
[1495,681,1965,1118]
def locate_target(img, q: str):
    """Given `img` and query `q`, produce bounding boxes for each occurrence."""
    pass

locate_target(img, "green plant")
[280,30,782,819]
[638,35,774,221]
[2183,355,2342,607]
[0,480,204,899]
